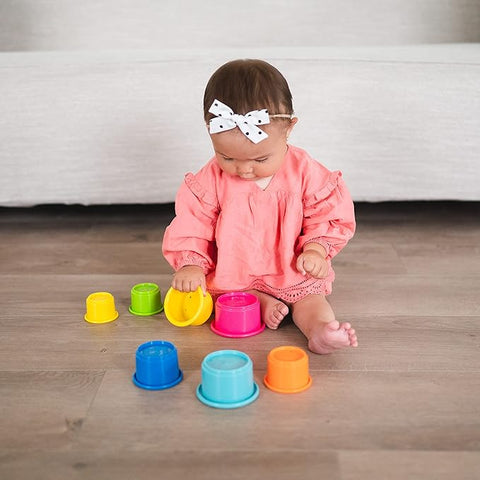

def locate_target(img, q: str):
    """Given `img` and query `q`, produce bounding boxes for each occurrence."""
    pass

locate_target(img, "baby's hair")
[203,59,294,123]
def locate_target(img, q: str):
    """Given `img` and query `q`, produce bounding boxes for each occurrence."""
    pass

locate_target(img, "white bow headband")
[208,99,292,144]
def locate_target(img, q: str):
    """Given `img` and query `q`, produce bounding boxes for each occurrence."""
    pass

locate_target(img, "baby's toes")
[264,317,279,330]
[340,322,351,331]
[267,313,283,329]
[265,304,288,330]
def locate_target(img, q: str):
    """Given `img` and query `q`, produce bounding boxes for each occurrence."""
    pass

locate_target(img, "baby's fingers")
[171,276,181,291]
[172,276,195,293]
[179,279,193,292]
[199,277,207,296]
[303,258,316,274]
[296,255,307,276]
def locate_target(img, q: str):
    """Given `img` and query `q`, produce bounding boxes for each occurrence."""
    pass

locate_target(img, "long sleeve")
[162,171,219,273]
[297,170,356,260]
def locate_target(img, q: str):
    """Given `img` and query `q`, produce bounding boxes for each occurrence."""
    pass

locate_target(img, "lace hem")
[208,276,333,304]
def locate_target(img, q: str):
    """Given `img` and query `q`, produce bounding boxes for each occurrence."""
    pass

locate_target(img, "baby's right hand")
[172,265,207,295]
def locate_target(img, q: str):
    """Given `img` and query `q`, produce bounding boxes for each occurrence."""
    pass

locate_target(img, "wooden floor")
[0,202,479,480]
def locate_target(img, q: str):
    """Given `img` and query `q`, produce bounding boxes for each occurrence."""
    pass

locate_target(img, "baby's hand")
[172,265,207,295]
[296,250,329,279]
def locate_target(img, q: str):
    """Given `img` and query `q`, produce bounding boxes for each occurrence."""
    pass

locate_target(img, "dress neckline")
[254,175,274,190]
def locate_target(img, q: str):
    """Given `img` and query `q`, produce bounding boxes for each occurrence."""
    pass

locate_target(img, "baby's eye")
[222,156,234,161]
[255,158,268,163]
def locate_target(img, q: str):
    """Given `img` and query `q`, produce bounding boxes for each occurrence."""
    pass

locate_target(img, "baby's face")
[210,120,296,181]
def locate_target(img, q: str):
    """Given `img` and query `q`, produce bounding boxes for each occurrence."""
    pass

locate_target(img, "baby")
[163,59,358,354]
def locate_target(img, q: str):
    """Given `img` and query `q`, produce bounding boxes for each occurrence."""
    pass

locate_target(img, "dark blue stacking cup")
[132,340,183,390]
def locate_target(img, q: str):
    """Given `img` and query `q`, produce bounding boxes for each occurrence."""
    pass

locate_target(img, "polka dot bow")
[208,99,270,144]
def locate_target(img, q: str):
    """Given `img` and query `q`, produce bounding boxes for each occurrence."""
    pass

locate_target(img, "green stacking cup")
[129,283,163,316]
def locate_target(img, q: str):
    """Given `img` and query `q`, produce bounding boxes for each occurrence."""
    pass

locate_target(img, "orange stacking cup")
[264,346,312,394]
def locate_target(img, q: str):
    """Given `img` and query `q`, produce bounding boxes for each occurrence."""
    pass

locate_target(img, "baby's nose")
[237,164,253,174]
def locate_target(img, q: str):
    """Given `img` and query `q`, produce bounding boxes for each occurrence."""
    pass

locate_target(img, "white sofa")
[1,1,479,206]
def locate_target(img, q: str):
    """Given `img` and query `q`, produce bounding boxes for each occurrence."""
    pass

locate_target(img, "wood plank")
[332,274,480,316]
[75,369,480,452]
[0,243,170,274]
[0,311,478,373]
[1,269,478,317]
[0,371,104,452]
[0,273,479,371]
[339,451,480,480]
[0,450,340,480]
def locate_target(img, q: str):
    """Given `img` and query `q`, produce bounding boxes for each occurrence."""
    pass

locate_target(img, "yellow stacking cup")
[164,287,213,327]
[84,292,119,324]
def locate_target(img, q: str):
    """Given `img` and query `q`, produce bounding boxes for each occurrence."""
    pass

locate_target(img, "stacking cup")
[264,346,312,394]
[129,283,163,316]
[164,287,213,327]
[196,350,259,409]
[132,340,183,390]
[84,292,119,324]
[211,292,264,338]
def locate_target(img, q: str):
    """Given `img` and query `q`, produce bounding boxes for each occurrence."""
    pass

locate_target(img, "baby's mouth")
[238,173,256,180]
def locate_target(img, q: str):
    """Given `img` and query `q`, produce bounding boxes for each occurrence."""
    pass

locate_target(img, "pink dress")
[162,145,355,303]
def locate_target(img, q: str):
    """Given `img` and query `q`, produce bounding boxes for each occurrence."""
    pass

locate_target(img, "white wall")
[1,1,479,205]
[1,0,479,51]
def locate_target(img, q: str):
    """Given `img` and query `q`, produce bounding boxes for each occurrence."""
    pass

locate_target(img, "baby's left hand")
[296,250,329,278]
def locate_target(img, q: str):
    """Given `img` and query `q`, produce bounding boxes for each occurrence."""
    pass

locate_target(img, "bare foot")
[291,294,358,355]
[248,290,289,330]
[308,320,358,354]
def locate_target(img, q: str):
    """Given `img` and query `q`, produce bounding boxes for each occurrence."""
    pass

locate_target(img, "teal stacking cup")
[129,283,163,316]
[196,350,259,409]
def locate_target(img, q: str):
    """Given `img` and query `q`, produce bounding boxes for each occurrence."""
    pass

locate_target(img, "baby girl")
[163,59,358,354]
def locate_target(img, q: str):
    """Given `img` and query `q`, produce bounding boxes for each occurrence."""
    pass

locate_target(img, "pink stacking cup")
[211,292,265,338]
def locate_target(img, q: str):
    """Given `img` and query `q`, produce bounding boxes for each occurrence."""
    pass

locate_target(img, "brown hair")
[203,59,294,122]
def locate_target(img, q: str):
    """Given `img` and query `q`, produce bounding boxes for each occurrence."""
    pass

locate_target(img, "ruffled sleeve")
[298,170,356,259]
[162,169,219,273]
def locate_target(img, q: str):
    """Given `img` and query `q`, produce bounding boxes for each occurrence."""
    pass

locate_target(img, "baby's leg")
[291,294,358,354]
[247,290,289,330]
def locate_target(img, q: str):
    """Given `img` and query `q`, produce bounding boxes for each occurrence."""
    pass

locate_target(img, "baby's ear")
[286,117,298,138]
